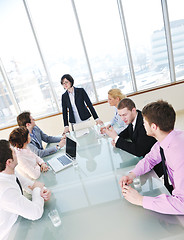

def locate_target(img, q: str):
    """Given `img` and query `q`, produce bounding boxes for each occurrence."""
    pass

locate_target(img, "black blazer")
[61,87,98,126]
[116,110,157,157]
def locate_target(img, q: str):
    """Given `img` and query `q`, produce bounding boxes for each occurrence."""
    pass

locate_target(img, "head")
[117,98,137,125]
[0,140,17,172]
[108,89,126,107]
[61,74,74,90]
[17,111,35,131]
[9,126,30,149]
[142,100,176,136]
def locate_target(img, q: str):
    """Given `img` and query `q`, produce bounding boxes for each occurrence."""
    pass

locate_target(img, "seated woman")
[61,74,103,135]
[101,88,127,134]
[9,126,48,180]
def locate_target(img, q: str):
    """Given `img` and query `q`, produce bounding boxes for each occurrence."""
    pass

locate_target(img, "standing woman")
[61,74,103,134]
[101,88,127,134]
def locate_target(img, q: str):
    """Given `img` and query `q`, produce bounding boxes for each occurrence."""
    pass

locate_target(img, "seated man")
[105,98,156,157]
[120,100,184,215]
[17,111,66,157]
[0,140,51,239]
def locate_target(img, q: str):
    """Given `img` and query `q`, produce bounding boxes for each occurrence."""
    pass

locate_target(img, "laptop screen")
[66,137,77,158]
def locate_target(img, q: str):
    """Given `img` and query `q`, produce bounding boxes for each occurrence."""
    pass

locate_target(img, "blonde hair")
[108,88,126,100]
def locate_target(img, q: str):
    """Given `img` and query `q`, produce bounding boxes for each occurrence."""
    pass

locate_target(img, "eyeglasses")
[62,81,70,85]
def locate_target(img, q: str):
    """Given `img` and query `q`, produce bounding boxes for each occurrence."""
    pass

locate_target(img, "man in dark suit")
[61,74,103,134]
[105,98,163,177]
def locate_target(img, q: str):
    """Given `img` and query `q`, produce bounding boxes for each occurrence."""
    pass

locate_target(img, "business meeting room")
[1,0,184,239]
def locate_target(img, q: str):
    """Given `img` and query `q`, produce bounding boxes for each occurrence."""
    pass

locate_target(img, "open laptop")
[48,137,77,173]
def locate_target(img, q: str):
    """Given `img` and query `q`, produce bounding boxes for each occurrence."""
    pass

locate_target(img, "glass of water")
[48,209,61,227]
[133,176,142,191]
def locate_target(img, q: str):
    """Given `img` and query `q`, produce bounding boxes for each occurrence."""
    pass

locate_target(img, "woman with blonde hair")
[101,88,127,134]
[9,126,48,180]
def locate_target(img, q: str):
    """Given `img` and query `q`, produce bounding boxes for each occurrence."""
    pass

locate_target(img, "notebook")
[73,120,92,138]
[48,137,77,173]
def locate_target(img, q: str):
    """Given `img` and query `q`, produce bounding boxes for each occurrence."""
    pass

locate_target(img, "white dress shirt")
[15,147,44,180]
[68,90,83,124]
[0,172,44,240]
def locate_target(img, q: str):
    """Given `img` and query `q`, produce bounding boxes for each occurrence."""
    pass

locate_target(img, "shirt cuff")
[114,136,119,143]
[142,196,154,210]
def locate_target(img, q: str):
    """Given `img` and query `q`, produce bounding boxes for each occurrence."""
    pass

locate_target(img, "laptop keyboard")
[57,155,72,166]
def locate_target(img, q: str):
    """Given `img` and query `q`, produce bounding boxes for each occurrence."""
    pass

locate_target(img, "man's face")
[143,117,153,137]
[118,107,136,125]
[30,115,36,128]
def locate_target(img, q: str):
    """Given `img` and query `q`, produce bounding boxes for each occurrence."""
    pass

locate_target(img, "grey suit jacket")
[28,126,61,158]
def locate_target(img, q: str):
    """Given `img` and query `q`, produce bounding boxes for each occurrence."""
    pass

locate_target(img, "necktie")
[16,177,23,195]
[129,123,133,138]
[160,147,173,194]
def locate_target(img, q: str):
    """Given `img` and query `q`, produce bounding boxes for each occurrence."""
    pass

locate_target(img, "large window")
[0,0,58,119]
[122,0,170,90]
[27,0,96,103]
[167,0,184,81]
[75,0,133,100]
[0,0,183,129]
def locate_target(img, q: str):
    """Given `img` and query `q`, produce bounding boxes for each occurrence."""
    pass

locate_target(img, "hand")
[63,127,70,135]
[96,119,104,126]
[29,181,45,191]
[122,185,143,206]
[58,137,66,148]
[105,126,118,139]
[111,139,116,147]
[41,188,51,201]
[40,162,49,172]
[100,124,111,134]
[119,172,136,188]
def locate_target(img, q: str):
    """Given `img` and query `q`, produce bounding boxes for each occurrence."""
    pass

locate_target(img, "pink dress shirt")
[132,130,184,214]
[15,147,44,180]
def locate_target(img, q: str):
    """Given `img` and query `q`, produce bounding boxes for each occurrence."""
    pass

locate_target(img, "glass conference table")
[8,126,184,240]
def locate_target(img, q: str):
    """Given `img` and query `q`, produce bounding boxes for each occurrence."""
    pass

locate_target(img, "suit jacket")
[61,87,98,126]
[116,110,157,157]
[28,126,61,158]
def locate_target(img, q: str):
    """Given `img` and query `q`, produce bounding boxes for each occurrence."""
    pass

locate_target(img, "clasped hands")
[100,125,118,146]
[119,172,143,206]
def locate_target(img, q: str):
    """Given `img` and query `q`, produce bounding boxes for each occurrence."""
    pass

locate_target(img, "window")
[167,0,184,81]
[0,0,58,121]
[122,0,170,90]
[27,0,96,102]
[75,0,133,100]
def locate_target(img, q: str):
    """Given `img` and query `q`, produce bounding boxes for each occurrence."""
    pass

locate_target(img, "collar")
[159,130,176,150]
[132,112,138,130]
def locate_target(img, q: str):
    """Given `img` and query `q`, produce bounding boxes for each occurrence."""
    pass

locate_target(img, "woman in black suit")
[61,74,103,134]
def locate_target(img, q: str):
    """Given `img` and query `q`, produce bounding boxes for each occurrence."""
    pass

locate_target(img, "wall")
[0,82,183,140]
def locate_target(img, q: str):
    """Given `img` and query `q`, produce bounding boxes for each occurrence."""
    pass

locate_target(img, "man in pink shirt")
[120,100,184,214]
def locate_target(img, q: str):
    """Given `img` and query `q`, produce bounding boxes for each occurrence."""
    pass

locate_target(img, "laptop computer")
[48,137,77,173]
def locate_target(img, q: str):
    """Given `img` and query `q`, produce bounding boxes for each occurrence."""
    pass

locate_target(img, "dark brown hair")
[17,111,31,127]
[142,100,176,132]
[117,98,136,111]
[0,140,13,171]
[9,126,29,149]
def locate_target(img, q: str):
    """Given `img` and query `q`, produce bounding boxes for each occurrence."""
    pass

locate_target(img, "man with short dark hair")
[0,140,51,239]
[105,98,156,157]
[17,111,65,158]
[120,100,184,215]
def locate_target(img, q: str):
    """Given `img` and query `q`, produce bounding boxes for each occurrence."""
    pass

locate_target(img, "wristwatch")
[56,145,61,150]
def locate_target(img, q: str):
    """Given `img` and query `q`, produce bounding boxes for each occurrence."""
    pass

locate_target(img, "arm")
[28,142,57,158]
[116,126,156,157]
[82,88,99,120]
[39,127,61,143]
[62,94,69,127]
[1,187,44,220]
